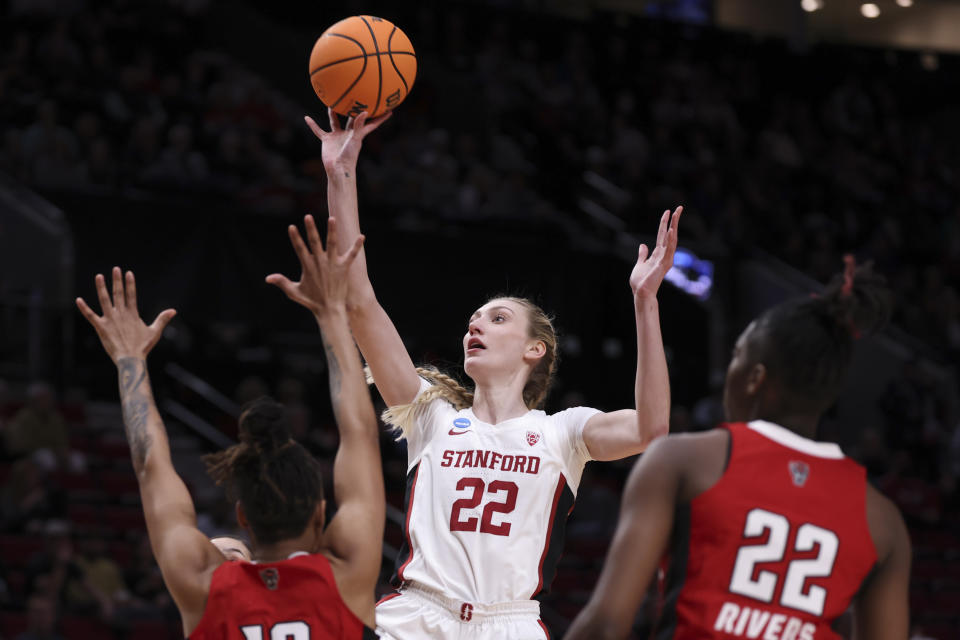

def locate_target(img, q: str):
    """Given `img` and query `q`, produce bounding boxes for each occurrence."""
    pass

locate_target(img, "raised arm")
[304,111,420,407]
[582,206,681,461]
[266,216,383,618]
[76,269,223,635]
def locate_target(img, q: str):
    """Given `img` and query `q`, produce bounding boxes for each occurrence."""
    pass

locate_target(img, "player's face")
[723,322,758,422]
[463,299,538,382]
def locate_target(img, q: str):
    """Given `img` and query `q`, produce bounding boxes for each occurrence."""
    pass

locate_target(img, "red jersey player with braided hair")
[300,109,680,639]
[76,218,382,639]
[566,258,911,640]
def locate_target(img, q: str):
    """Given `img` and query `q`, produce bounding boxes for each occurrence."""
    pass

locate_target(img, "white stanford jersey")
[390,379,600,604]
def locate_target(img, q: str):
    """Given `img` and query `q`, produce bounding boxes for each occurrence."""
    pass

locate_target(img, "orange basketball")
[309,15,417,118]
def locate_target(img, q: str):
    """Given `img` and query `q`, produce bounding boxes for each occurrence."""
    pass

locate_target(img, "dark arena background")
[1,0,958,638]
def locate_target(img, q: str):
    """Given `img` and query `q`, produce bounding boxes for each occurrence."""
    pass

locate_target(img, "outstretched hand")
[76,268,177,365]
[630,206,682,299]
[266,215,364,318]
[304,108,391,173]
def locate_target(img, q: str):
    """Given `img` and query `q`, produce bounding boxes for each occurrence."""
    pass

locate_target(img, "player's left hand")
[305,108,391,173]
[630,206,682,300]
[266,215,364,319]
[76,268,177,365]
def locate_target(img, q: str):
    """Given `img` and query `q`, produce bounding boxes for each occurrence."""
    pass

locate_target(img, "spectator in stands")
[14,592,64,640]
[0,457,64,532]
[69,537,132,621]
[4,383,70,469]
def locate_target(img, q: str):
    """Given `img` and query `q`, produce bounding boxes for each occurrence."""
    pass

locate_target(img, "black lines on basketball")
[359,16,383,119]
[310,53,364,76]
[387,26,409,93]
[323,33,368,109]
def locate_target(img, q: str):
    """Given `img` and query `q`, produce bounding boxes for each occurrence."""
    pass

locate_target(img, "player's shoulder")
[645,427,730,459]
[865,482,910,557]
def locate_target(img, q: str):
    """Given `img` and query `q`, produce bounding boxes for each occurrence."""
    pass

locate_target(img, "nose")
[468,318,483,335]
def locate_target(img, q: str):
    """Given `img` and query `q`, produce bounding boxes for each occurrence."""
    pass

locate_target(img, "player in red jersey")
[567,259,911,640]
[76,218,382,639]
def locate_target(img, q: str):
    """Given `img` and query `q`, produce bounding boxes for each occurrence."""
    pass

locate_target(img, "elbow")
[638,422,670,451]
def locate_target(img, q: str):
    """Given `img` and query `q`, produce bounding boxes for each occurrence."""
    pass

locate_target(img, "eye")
[494,314,506,323]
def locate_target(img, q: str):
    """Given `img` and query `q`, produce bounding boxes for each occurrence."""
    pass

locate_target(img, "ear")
[236,501,250,532]
[314,500,326,534]
[524,339,546,365]
[745,363,767,396]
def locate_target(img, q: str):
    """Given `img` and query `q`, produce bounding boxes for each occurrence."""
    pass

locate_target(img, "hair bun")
[238,397,292,454]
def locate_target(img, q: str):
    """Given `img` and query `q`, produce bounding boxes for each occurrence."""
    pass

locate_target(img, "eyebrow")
[471,306,515,319]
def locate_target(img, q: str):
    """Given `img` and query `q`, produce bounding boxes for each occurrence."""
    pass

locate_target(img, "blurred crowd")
[1,0,959,638]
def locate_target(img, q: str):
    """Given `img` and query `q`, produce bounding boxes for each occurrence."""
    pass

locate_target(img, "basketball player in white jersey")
[299,109,681,639]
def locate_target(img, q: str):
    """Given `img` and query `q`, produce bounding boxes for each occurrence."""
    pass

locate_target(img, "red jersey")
[190,552,372,640]
[656,421,877,640]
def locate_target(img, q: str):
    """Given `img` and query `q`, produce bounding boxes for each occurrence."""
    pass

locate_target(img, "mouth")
[466,338,486,354]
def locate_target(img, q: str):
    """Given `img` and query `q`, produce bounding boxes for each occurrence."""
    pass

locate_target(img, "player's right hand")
[76,268,176,365]
[305,108,391,173]
[266,215,364,319]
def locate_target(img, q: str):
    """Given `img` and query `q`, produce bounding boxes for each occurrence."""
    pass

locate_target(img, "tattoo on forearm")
[322,335,343,400]
[118,357,153,469]
[343,170,351,178]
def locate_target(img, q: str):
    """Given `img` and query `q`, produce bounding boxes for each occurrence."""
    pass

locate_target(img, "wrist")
[314,304,348,324]
[326,161,358,181]
[633,292,659,310]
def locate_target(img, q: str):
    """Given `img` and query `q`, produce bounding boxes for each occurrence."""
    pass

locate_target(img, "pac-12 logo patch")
[788,460,810,487]
[259,568,279,590]
[449,417,472,436]
[526,431,541,446]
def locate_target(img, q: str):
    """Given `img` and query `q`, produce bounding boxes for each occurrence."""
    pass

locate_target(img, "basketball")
[309,15,417,118]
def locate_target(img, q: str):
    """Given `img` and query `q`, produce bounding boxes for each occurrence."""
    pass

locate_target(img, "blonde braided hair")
[371,297,559,438]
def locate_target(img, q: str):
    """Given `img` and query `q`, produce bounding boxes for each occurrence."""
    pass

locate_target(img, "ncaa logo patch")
[259,568,279,590]
[526,431,541,446]
[789,460,810,487]
[453,418,471,429]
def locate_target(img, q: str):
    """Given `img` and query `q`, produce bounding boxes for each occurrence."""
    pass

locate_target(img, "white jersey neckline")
[747,420,844,459]
[465,406,539,428]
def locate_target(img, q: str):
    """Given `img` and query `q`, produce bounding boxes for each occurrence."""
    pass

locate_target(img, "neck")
[254,533,318,563]
[755,412,820,440]
[470,372,530,424]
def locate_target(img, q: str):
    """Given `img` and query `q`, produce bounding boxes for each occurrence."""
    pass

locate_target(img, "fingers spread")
[656,210,670,248]
[304,115,325,139]
[364,110,392,134]
[149,308,177,334]
[112,267,124,311]
[339,234,365,266]
[304,215,325,257]
[353,111,368,130]
[325,217,338,256]
[287,224,313,267]
[75,297,101,326]
[95,273,112,314]
[125,271,138,312]
[328,107,341,131]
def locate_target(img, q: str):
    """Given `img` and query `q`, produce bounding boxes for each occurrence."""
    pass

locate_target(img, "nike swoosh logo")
[448,429,471,436]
